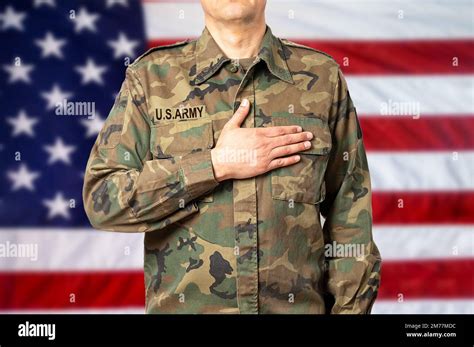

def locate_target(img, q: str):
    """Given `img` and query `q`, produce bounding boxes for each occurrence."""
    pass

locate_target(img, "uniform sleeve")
[320,68,382,314]
[83,67,219,233]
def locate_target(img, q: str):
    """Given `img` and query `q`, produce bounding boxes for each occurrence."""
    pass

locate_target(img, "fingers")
[261,125,302,137]
[270,131,313,148]
[225,98,250,129]
[267,155,301,171]
[269,141,311,159]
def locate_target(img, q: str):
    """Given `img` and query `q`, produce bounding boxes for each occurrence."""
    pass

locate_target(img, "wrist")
[211,148,230,182]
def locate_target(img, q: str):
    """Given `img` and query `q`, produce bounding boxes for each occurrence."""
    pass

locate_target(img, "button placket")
[232,70,259,314]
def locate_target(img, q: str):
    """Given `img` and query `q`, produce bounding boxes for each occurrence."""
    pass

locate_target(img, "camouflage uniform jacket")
[83,26,381,314]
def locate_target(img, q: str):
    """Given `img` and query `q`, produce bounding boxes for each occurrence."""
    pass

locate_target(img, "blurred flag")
[0,0,472,313]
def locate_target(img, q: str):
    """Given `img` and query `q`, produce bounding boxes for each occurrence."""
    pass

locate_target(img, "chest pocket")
[150,118,215,202]
[150,118,214,157]
[270,114,332,204]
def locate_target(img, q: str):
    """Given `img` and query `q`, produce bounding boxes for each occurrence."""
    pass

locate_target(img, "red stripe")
[295,40,474,74]
[373,192,474,224]
[0,271,144,309]
[147,39,474,74]
[361,116,474,151]
[378,259,474,299]
[0,259,471,308]
[148,39,191,48]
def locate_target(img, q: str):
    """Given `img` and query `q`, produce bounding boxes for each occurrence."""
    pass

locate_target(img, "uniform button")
[229,64,238,73]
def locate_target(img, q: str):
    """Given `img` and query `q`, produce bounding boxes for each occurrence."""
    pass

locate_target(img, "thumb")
[226,99,250,129]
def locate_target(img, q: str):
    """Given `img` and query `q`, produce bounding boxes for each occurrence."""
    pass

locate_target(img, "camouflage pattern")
[83,26,381,314]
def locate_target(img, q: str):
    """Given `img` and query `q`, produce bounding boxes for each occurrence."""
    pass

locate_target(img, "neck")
[204,18,266,59]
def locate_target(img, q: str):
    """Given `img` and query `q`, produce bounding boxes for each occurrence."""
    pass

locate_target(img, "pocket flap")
[271,114,331,155]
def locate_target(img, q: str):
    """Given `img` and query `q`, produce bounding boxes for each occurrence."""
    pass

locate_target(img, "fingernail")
[307,132,313,140]
[304,141,311,148]
[241,99,249,107]
[296,126,302,132]
[295,155,301,162]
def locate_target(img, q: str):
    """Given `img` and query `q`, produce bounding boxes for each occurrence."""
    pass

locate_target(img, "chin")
[221,4,253,21]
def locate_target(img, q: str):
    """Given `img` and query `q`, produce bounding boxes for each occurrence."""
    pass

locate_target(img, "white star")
[0,6,26,31]
[3,60,34,84]
[41,84,72,110]
[106,0,128,8]
[80,113,105,137]
[43,137,76,165]
[108,32,139,59]
[35,32,67,59]
[43,192,71,220]
[7,164,40,191]
[71,7,99,33]
[75,58,107,85]
[34,0,55,8]
[6,110,39,137]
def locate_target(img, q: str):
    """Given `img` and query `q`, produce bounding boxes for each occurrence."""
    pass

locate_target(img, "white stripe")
[372,299,474,314]
[3,301,473,314]
[1,225,472,272]
[144,0,474,39]
[0,307,144,314]
[373,226,474,260]
[0,229,143,271]
[368,151,474,191]
[347,76,474,116]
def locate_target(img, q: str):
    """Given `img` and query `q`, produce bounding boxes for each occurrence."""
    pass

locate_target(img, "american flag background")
[0,0,472,314]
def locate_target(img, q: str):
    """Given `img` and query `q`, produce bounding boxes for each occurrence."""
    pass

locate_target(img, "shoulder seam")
[281,38,337,62]
[131,39,192,65]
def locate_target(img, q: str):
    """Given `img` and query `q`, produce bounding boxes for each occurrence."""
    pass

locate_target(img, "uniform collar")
[194,26,293,85]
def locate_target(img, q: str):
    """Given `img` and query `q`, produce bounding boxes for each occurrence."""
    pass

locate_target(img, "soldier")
[83,0,381,314]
